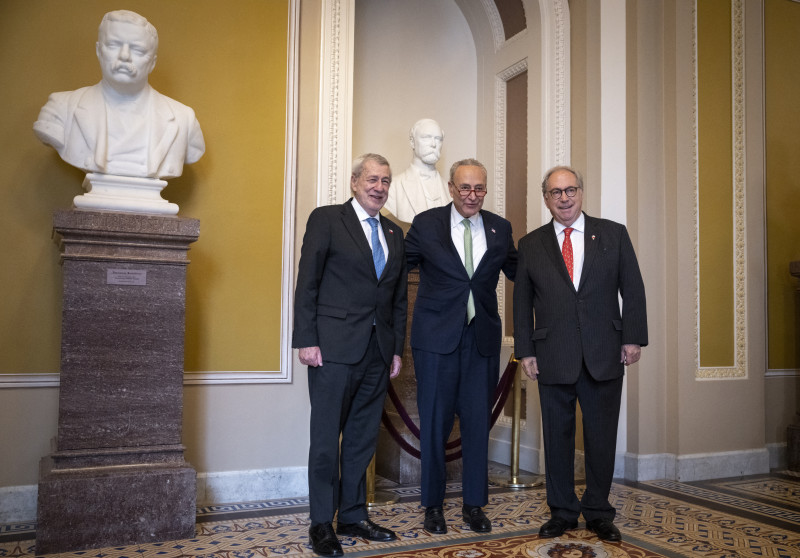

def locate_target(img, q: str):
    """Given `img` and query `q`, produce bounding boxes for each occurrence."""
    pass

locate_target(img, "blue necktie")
[367,217,385,278]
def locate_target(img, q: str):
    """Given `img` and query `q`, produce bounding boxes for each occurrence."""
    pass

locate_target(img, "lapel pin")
[491,228,496,234]
[388,229,394,234]
[592,235,596,240]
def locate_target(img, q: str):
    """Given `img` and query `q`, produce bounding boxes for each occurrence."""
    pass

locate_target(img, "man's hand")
[299,346,323,367]
[621,344,641,366]
[390,355,402,378]
[520,356,539,381]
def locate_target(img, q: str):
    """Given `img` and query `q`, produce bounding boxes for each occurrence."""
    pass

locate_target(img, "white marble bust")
[33,10,205,214]
[383,118,449,223]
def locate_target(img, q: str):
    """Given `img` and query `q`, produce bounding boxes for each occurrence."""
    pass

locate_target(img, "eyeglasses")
[545,186,581,200]
[456,185,488,197]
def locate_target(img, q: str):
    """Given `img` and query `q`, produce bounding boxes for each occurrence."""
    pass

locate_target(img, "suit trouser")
[307,329,389,525]
[413,322,499,508]
[538,365,623,522]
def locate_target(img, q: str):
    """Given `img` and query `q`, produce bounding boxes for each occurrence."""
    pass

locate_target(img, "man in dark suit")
[293,154,407,557]
[406,159,517,535]
[513,166,648,542]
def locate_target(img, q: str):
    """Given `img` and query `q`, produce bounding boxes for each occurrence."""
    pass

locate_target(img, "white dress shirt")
[352,198,389,259]
[450,205,486,270]
[554,212,585,289]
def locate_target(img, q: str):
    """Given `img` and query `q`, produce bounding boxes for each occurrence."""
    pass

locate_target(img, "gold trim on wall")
[695,0,747,380]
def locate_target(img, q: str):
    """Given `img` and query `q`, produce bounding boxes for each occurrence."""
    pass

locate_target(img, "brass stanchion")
[489,355,543,488]
[366,454,398,507]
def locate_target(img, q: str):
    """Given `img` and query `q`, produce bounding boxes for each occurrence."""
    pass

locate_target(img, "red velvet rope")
[381,358,519,462]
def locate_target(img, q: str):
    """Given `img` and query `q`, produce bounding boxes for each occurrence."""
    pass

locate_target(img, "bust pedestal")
[376,269,462,484]
[36,209,199,554]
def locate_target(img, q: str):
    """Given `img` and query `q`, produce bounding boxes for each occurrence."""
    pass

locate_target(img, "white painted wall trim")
[618,448,770,482]
[489,433,541,475]
[317,0,355,206]
[0,485,37,524]
[538,0,571,169]
[0,373,310,388]
[279,0,301,384]
[766,442,787,470]
[536,0,571,227]
[196,466,308,507]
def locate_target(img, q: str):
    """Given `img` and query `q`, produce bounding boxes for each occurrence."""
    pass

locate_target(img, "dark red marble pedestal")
[36,209,199,554]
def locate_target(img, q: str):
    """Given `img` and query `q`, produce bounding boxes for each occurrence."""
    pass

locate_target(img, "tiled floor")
[1,467,798,558]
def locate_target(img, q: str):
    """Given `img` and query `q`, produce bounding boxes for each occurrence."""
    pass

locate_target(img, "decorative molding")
[183,372,292,385]
[0,374,60,388]
[695,0,747,379]
[494,59,529,219]
[766,369,800,378]
[551,0,570,166]
[0,371,294,388]
[540,0,570,169]
[279,0,301,384]
[494,59,528,333]
[318,0,354,206]
[479,0,505,51]
[537,0,571,225]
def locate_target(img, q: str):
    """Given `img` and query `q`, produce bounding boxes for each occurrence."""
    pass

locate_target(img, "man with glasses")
[513,166,648,542]
[406,159,517,535]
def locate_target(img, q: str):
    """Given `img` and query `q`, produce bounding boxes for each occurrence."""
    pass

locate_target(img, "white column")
[599,0,628,462]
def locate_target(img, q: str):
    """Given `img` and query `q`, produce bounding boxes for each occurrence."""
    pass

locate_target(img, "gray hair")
[449,158,487,184]
[541,165,584,194]
[352,153,391,181]
[99,10,159,53]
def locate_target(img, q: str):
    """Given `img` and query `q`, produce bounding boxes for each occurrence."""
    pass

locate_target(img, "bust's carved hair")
[99,10,159,53]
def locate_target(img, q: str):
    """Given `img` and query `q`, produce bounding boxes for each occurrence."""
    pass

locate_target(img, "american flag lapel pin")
[592,235,596,240]
[388,229,394,234]
[491,228,496,234]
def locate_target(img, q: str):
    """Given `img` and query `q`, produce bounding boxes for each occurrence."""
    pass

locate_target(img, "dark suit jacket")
[292,200,407,365]
[406,204,517,357]
[513,213,648,384]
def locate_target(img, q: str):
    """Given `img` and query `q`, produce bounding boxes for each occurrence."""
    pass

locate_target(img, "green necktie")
[463,218,475,323]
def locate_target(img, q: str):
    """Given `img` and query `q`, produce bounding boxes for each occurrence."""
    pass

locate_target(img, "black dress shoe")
[424,506,447,534]
[539,517,578,538]
[336,518,397,541]
[462,505,492,533]
[309,522,343,557]
[586,518,622,541]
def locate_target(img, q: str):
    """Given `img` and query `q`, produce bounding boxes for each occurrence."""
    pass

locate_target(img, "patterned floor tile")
[1,473,799,558]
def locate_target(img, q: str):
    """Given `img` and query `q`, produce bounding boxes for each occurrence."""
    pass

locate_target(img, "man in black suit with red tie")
[293,154,407,557]
[513,166,648,542]
[406,159,517,535]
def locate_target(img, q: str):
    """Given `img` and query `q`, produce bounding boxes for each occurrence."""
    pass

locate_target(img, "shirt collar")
[351,198,377,222]
[554,212,585,235]
[450,204,481,229]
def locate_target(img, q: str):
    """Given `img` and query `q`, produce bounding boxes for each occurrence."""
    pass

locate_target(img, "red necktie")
[562,227,574,281]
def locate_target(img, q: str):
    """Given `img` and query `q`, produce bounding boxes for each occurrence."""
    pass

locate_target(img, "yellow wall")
[765,0,800,370]
[0,0,288,374]
[696,0,735,367]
